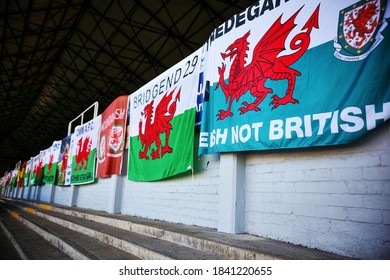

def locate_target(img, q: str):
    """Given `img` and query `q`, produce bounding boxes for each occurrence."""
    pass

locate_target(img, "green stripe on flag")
[128,108,196,181]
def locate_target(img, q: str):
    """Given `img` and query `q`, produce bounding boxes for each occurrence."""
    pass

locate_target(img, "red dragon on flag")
[36,158,43,175]
[138,88,181,160]
[215,5,320,120]
[47,154,54,174]
[74,136,92,170]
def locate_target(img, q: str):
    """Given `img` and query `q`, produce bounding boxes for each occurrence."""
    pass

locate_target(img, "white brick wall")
[9,122,389,259]
[38,185,52,202]
[245,121,390,259]
[75,177,114,212]
[22,187,29,199]
[121,154,219,228]
[30,186,38,200]
[53,186,72,206]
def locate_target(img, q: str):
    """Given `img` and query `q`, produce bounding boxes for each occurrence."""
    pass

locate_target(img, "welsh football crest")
[334,0,387,61]
[98,134,106,162]
[108,125,124,156]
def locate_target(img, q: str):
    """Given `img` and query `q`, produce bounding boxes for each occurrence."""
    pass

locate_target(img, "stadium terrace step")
[0,198,225,260]
[0,205,70,260]
[0,225,21,260]
[1,198,349,260]
[0,200,140,260]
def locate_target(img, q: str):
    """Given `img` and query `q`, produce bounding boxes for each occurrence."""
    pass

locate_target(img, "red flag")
[96,96,129,178]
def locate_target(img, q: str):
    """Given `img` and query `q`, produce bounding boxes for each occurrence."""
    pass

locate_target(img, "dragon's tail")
[280,4,320,66]
[165,88,181,122]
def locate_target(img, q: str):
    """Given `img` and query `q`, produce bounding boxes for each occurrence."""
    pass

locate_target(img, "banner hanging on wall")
[17,161,26,188]
[43,140,62,185]
[96,95,129,178]
[31,152,44,186]
[199,0,390,154]
[23,158,32,187]
[70,115,101,185]
[9,161,20,189]
[128,47,203,181]
[56,135,72,186]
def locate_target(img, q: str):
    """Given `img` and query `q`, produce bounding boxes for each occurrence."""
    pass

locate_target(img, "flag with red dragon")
[128,48,203,181]
[199,0,389,154]
[70,115,101,185]
[30,152,44,186]
[23,158,32,187]
[56,135,72,186]
[43,140,62,185]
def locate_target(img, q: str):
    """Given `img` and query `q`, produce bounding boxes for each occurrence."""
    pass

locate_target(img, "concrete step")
[0,206,70,260]
[5,197,349,260]
[0,200,140,260]
[0,222,21,260]
[1,199,226,260]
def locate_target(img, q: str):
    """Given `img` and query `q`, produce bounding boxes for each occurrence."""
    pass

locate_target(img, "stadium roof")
[0,0,254,171]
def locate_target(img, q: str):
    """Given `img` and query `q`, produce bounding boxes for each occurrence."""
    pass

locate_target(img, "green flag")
[43,140,62,185]
[128,48,203,181]
[70,115,101,185]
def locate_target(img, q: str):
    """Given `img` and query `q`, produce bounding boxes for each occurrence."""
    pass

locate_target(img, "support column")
[26,185,32,200]
[68,185,78,207]
[107,175,123,214]
[217,153,246,233]
[20,186,25,199]
[31,186,38,200]
[36,186,42,201]
[49,184,56,203]
[13,187,18,198]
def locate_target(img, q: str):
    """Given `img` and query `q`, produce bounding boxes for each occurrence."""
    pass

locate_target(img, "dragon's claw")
[151,148,161,160]
[270,95,299,110]
[216,109,232,120]
[217,63,226,76]
[239,101,261,115]
[139,150,150,160]
[162,145,173,156]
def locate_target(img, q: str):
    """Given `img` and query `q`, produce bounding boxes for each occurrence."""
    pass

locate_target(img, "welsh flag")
[11,161,22,188]
[56,135,72,186]
[70,115,101,185]
[0,174,5,190]
[31,153,44,186]
[199,0,390,154]
[6,172,11,188]
[128,48,203,181]
[10,161,20,188]
[23,158,32,186]
[96,96,129,178]
[17,161,26,188]
[43,140,62,185]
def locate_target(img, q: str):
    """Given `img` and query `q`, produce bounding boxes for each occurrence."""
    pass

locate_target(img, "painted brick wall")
[121,154,220,228]
[245,121,390,259]
[29,186,39,200]
[75,177,114,212]
[38,185,52,202]
[7,123,388,259]
[22,187,29,199]
[15,187,23,199]
[53,186,72,206]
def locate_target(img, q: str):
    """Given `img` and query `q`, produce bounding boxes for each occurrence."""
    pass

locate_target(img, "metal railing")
[67,102,99,135]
